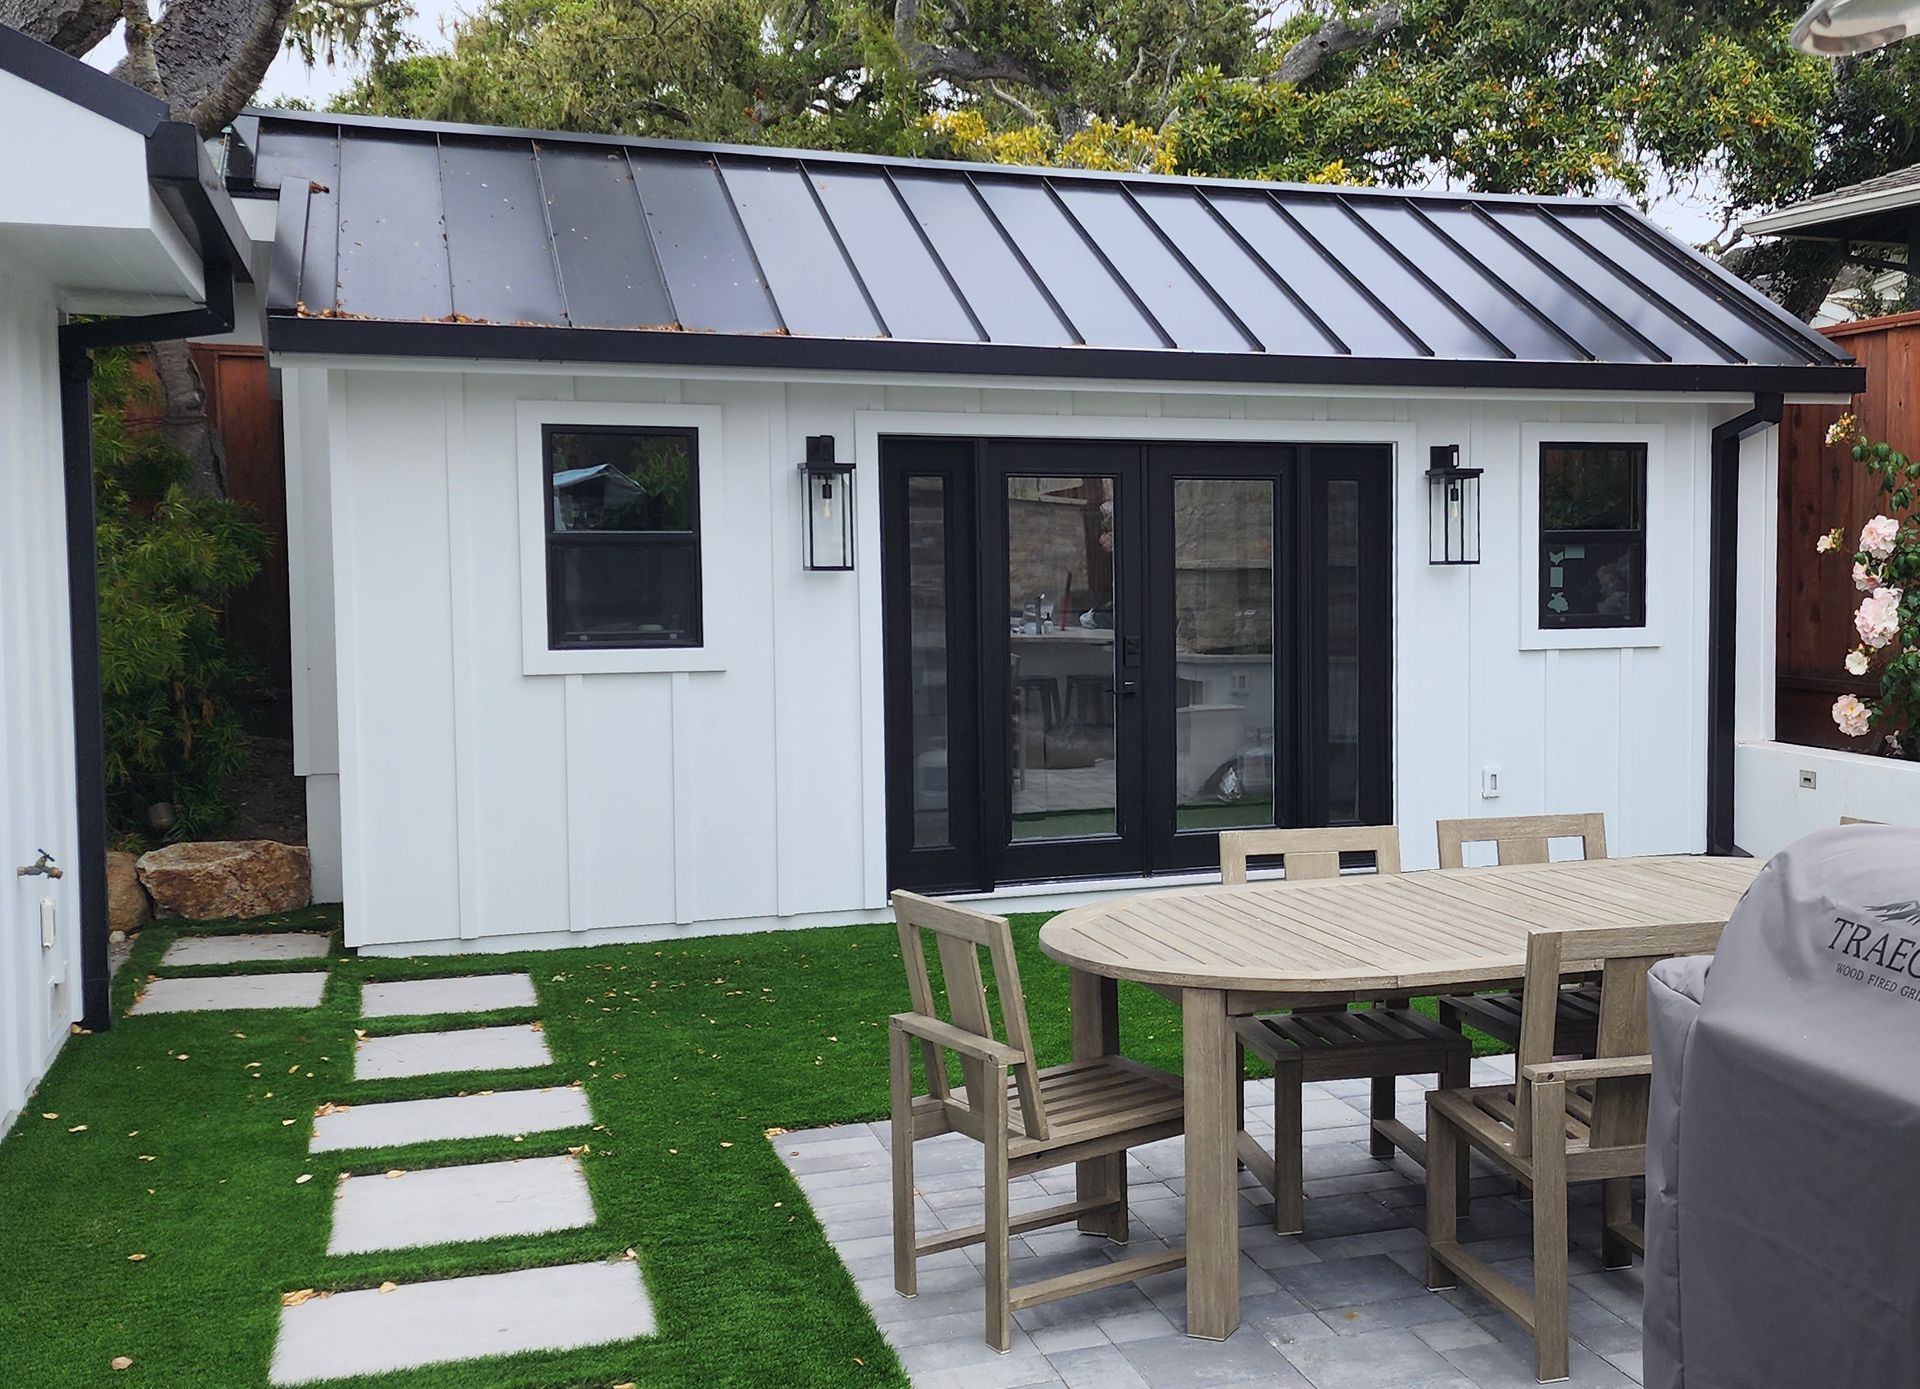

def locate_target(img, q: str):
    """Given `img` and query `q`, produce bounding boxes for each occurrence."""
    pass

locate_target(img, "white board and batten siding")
[0,269,82,1136]
[281,361,1774,953]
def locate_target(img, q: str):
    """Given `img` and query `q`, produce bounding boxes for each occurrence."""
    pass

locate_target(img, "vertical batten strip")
[562,672,590,932]
[671,670,698,925]
[443,375,485,939]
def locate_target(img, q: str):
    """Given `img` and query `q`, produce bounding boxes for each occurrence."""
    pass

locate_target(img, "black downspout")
[59,267,238,1032]
[1705,392,1784,859]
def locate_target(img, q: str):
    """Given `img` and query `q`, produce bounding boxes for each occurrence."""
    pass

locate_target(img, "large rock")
[106,850,152,934]
[136,840,311,921]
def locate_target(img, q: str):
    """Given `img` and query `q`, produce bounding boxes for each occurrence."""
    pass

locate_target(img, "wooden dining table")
[1036,853,1764,1340]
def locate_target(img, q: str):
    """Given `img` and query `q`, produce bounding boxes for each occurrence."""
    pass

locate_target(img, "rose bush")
[1822,416,1920,756]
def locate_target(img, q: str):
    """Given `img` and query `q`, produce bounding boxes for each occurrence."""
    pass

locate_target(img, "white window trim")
[516,399,727,675]
[1518,421,1667,651]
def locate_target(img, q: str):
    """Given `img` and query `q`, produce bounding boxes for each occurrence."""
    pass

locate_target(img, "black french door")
[880,437,1391,894]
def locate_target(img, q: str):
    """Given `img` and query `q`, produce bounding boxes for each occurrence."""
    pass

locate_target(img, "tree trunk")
[149,340,225,497]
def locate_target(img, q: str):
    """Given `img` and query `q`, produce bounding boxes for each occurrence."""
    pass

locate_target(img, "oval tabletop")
[1038,855,1766,993]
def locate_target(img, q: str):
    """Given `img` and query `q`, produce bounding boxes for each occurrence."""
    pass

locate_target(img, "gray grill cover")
[1644,825,1920,1389]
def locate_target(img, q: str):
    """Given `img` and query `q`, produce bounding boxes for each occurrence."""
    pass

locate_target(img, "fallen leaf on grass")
[126,1253,147,1262]
[764,1127,788,1138]
[719,1141,733,1149]
[377,1282,398,1295]
[111,1356,133,1371]
[314,1103,350,1117]
[280,1289,319,1308]
[40,1113,57,1121]
[295,1174,313,1185]
[137,1155,156,1162]
[68,1125,87,1133]
[281,1119,296,1127]
[384,1170,405,1180]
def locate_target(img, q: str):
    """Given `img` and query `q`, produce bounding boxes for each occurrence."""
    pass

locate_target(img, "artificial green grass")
[0,906,1500,1389]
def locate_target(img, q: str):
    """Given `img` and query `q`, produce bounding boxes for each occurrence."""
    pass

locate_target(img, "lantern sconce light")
[799,434,855,571]
[1426,444,1483,565]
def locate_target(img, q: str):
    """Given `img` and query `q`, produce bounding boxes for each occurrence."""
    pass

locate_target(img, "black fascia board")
[265,313,1868,397]
[0,22,166,134]
[146,120,254,283]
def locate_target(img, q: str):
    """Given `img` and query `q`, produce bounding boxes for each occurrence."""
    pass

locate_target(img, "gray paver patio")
[130,972,329,1014]
[781,1057,1650,1389]
[360,973,538,1018]
[353,1024,552,1080]
[327,1154,596,1254]
[310,1085,592,1152]
[268,1259,652,1384]
[160,932,332,966]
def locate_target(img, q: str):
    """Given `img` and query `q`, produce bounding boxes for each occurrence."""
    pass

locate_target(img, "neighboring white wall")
[281,362,1751,952]
[0,270,82,1136]
[1736,742,1920,859]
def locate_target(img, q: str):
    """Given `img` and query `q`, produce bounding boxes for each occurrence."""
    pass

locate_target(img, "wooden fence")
[1777,312,1920,749]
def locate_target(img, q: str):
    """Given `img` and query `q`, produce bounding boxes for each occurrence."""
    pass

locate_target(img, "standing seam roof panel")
[333,130,452,321]
[720,159,884,340]
[886,171,1077,347]
[971,177,1167,350]
[628,154,781,335]
[438,138,568,326]
[1205,194,1426,359]
[1345,201,1584,361]
[803,166,983,344]
[1049,182,1255,353]
[1130,187,1345,356]
[254,127,340,312]
[534,143,676,329]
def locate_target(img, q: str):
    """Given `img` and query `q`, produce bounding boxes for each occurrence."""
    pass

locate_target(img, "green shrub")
[90,348,268,838]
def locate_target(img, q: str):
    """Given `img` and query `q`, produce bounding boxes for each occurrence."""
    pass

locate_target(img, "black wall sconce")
[799,435,855,571]
[1426,444,1482,565]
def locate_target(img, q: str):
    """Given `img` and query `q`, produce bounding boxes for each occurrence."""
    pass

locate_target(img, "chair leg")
[1271,1056,1304,1235]
[1530,1080,1571,1384]
[888,1027,918,1298]
[1438,1051,1472,1217]
[1369,1075,1396,1158]
[983,1071,1012,1352]
[1600,1178,1634,1270]
[1424,1099,1460,1290]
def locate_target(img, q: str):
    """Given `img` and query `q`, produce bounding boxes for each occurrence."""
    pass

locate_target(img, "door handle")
[1111,681,1139,698]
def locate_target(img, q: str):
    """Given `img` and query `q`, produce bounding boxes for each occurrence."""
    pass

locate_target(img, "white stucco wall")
[1736,742,1920,859]
[279,359,1767,954]
[0,270,83,1136]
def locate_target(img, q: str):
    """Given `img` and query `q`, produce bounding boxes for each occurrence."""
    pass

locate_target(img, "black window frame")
[1537,440,1648,631]
[542,422,703,651]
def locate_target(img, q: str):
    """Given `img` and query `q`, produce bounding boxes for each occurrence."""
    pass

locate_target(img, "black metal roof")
[234,108,1860,394]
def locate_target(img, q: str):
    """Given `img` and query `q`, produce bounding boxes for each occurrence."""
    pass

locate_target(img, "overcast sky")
[83,1,1730,245]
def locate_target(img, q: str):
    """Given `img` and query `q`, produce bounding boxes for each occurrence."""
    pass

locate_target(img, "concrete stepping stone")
[354,1025,551,1081]
[161,932,331,966]
[328,1155,594,1255]
[310,1086,591,1153]
[361,973,537,1019]
[131,973,328,1015]
[269,1260,652,1385]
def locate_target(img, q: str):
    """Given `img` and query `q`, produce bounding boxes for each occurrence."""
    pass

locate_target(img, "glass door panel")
[906,475,953,848]
[1005,474,1119,841]
[1172,477,1278,832]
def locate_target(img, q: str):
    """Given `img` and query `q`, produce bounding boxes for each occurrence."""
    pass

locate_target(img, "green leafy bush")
[90,348,268,837]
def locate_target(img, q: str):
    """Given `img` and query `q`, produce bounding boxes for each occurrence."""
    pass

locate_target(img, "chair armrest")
[891,1013,1025,1066]
[1522,1055,1652,1085]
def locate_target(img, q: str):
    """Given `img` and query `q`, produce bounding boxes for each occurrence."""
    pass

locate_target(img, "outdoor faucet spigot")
[16,850,62,880]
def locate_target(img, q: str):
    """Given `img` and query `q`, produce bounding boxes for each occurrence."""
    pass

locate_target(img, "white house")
[218,110,1861,955]
[0,25,248,1133]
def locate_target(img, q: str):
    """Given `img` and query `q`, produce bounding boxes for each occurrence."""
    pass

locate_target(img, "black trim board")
[265,314,1867,396]
[0,22,165,133]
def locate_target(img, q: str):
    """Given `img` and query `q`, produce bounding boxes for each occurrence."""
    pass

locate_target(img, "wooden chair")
[1434,815,1609,1057]
[889,891,1188,1350]
[1424,917,1726,1382]
[1223,827,1473,1234]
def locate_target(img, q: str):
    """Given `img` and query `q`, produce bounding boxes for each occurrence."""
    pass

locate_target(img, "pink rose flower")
[1833,694,1873,738]
[1860,514,1899,562]
[1855,587,1903,650]
[1854,561,1882,592]
[1846,649,1871,676]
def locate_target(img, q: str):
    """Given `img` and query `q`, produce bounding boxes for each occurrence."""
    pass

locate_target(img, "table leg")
[1071,969,1127,1241]
[1183,986,1239,1339]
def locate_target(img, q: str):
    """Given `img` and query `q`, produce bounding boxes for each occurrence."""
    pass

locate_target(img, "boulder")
[106,850,151,934]
[135,840,311,921]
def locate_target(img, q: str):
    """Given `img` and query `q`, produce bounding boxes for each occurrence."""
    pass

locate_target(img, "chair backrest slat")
[892,891,1048,1142]
[1436,813,1607,870]
[1219,825,1402,886]
[1512,918,1724,1157]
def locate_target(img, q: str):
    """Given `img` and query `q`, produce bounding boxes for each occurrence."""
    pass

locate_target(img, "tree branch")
[0,0,121,56]
[119,0,162,95]
[893,0,1055,95]
[1265,2,1402,86]
[983,80,1041,126]
[177,0,298,136]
